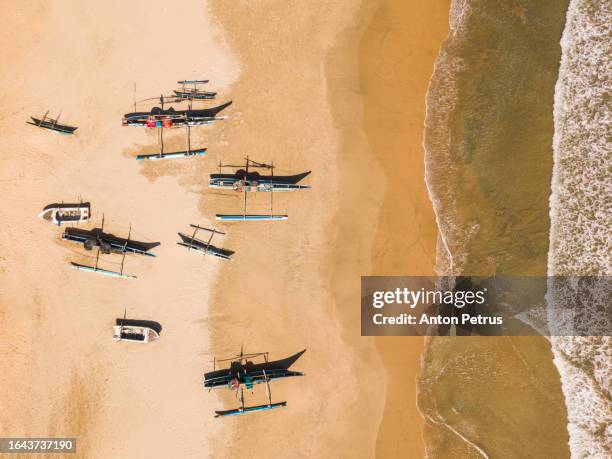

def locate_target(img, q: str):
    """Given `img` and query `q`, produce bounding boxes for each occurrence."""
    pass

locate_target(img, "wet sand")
[357,1,450,456]
[206,0,449,457]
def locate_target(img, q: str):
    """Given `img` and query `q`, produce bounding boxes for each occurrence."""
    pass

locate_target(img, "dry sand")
[0,1,237,457]
[0,0,450,457]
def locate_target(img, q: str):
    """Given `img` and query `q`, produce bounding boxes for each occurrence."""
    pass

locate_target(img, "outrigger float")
[39,202,90,226]
[205,348,306,418]
[135,123,206,161]
[214,157,310,221]
[62,216,159,279]
[27,111,77,134]
[177,225,234,261]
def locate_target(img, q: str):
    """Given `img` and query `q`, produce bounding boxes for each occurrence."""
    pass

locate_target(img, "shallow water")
[421,0,571,456]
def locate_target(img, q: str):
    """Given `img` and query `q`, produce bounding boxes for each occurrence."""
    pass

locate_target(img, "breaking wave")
[548,0,612,456]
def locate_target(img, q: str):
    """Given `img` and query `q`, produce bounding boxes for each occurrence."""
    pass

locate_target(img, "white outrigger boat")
[113,324,159,343]
[113,310,160,343]
[38,202,90,226]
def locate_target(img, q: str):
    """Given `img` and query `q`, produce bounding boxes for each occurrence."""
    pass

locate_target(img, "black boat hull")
[27,117,77,134]
[204,349,306,389]
[177,233,234,260]
[62,227,160,256]
[122,101,232,127]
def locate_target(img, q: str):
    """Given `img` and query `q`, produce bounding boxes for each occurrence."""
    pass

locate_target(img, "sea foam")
[549,0,612,456]
[423,0,472,277]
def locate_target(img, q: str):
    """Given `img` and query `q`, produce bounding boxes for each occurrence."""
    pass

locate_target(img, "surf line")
[423,413,490,459]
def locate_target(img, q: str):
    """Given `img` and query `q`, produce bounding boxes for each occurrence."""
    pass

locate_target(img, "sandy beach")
[0,1,237,457]
[0,0,450,457]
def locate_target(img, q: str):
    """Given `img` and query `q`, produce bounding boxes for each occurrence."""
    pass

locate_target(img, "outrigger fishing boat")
[38,202,90,226]
[27,111,77,134]
[122,98,231,128]
[135,115,206,161]
[62,216,159,279]
[214,157,310,221]
[205,348,306,417]
[177,225,234,261]
[126,92,222,160]
[113,311,160,343]
[173,80,216,100]
[210,163,311,192]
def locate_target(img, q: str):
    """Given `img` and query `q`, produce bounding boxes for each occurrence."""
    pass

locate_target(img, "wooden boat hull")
[204,350,306,389]
[39,202,90,226]
[204,369,304,390]
[62,227,159,256]
[177,232,233,260]
[122,101,232,127]
[209,182,310,192]
[27,117,77,134]
[209,171,311,191]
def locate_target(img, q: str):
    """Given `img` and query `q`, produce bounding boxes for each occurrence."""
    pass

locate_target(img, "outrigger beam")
[189,224,225,235]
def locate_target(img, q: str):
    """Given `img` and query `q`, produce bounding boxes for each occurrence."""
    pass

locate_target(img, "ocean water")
[548,0,611,456]
[420,0,579,457]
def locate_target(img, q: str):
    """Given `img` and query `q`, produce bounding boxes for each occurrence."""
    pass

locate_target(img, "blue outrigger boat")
[205,349,306,418]
[128,94,213,161]
[62,216,159,279]
[213,157,310,221]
